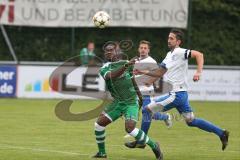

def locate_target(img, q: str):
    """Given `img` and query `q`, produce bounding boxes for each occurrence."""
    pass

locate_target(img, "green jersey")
[100,60,137,101]
[80,48,95,65]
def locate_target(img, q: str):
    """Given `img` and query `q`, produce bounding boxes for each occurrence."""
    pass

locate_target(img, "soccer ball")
[93,11,110,29]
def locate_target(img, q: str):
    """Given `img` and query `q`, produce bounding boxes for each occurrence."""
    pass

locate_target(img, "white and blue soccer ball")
[93,11,110,29]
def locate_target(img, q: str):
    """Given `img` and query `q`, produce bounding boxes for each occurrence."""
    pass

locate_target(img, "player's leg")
[93,114,111,158]
[175,91,229,150]
[140,95,153,134]
[146,93,176,114]
[124,95,152,138]
[182,112,229,150]
[124,103,163,160]
[93,101,122,158]
[151,95,173,128]
[125,94,175,150]
[141,95,172,133]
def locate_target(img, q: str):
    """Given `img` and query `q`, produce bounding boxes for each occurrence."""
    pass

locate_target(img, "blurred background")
[0,1,239,160]
[0,0,239,65]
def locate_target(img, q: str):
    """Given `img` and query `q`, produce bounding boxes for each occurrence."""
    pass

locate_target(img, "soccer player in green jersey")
[93,42,163,160]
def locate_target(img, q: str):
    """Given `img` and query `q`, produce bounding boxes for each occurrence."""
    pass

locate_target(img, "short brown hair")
[170,28,184,45]
[139,40,151,48]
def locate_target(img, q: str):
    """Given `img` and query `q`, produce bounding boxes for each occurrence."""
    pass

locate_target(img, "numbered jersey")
[100,60,137,101]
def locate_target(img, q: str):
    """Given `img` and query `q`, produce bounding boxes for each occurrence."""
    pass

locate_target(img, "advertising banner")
[17,65,240,101]
[17,65,105,99]
[188,69,240,101]
[0,65,17,97]
[0,0,189,28]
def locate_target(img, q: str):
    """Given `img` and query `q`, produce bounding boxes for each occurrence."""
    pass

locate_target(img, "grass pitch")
[0,99,239,160]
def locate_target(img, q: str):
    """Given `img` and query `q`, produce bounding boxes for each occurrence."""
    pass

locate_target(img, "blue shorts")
[152,91,193,114]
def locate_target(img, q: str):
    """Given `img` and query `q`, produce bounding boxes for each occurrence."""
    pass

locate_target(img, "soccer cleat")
[164,113,173,129]
[124,141,146,149]
[220,130,229,151]
[152,142,163,160]
[92,152,107,158]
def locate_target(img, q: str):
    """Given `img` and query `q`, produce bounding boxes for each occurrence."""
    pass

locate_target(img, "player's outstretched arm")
[191,50,204,81]
[134,67,167,78]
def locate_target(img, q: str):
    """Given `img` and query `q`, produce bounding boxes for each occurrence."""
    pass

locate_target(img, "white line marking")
[0,144,137,160]
[0,144,86,156]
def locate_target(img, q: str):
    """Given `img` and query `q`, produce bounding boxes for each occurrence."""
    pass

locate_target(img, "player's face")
[168,33,180,50]
[104,45,116,61]
[138,44,150,58]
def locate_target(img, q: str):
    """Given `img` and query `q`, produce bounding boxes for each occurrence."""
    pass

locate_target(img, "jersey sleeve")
[176,48,191,60]
[184,49,191,59]
[159,57,172,70]
[100,66,110,80]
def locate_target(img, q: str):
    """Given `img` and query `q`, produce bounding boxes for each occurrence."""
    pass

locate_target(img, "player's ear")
[177,39,182,46]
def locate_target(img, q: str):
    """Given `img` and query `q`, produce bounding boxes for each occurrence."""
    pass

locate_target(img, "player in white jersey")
[130,29,229,151]
[124,40,172,147]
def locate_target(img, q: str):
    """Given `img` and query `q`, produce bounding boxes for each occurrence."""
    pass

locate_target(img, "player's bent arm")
[143,67,167,78]
[104,59,136,80]
[191,50,204,74]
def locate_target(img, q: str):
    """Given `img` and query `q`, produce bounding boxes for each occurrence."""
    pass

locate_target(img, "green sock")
[95,130,106,154]
[135,129,156,149]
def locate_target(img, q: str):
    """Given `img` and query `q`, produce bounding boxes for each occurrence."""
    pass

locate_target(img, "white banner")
[17,66,105,99]
[188,69,240,101]
[17,65,240,101]
[0,0,189,28]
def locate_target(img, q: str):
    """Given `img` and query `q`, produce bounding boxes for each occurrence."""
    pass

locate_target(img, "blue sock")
[153,112,169,121]
[187,118,224,137]
[141,108,152,134]
[140,96,153,134]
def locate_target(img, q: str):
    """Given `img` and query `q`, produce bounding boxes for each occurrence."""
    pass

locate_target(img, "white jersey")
[160,47,191,92]
[134,56,158,95]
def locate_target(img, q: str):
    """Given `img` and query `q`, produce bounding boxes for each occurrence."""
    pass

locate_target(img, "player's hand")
[128,56,139,65]
[193,72,201,82]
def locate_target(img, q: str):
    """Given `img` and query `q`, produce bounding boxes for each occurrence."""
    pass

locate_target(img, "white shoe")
[124,134,131,139]
[164,113,173,129]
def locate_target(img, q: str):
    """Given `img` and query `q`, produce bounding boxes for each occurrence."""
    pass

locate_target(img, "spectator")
[80,42,96,65]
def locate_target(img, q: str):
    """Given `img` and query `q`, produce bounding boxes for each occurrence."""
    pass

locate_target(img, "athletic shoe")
[164,113,172,128]
[220,130,229,151]
[92,152,107,158]
[124,141,146,149]
[152,142,163,160]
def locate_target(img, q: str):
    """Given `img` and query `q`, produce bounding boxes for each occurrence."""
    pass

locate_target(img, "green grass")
[0,99,239,160]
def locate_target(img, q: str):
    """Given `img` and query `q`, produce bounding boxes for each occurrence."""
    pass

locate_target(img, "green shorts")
[103,99,139,122]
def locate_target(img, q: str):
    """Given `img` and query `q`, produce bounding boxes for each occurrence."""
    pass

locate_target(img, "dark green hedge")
[0,0,239,65]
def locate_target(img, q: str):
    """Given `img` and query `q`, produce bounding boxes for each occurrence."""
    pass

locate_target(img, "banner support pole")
[0,25,18,62]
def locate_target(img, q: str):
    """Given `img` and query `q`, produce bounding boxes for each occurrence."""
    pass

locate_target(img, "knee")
[94,122,105,131]
[125,121,136,133]
[182,112,195,125]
